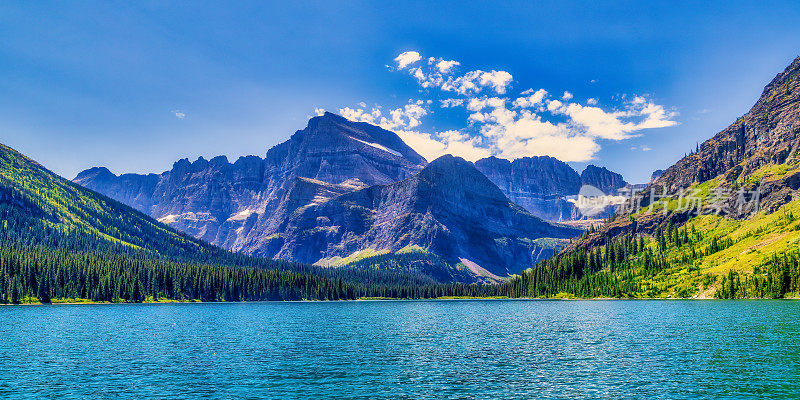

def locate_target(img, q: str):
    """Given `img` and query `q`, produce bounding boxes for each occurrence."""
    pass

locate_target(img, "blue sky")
[1,1,798,183]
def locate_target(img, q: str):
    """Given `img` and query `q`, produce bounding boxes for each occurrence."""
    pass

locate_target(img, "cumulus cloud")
[396,53,513,96]
[440,98,464,108]
[512,89,547,108]
[324,50,679,163]
[395,51,422,69]
[430,57,460,73]
[440,70,514,95]
[339,100,429,132]
[314,108,326,116]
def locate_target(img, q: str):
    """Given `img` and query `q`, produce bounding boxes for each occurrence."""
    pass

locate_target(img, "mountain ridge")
[74,112,429,253]
[268,155,582,276]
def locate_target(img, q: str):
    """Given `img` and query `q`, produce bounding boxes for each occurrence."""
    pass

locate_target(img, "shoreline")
[3,296,798,306]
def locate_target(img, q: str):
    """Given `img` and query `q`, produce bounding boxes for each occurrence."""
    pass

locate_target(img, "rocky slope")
[474,156,628,220]
[580,165,628,195]
[560,55,800,274]
[267,155,582,276]
[74,112,428,250]
[640,56,800,219]
[474,156,580,220]
[650,169,664,183]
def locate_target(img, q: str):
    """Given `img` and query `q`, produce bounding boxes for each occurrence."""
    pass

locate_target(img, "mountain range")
[73,111,624,278]
[4,55,800,299]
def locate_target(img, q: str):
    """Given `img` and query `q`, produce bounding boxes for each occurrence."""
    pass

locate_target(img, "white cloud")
[481,110,601,162]
[393,129,491,162]
[339,100,429,132]
[555,97,678,141]
[435,59,460,73]
[512,89,547,108]
[546,100,563,112]
[466,96,506,112]
[395,51,513,96]
[172,110,186,119]
[441,98,464,108]
[330,50,679,164]
[477,70,513,94]
[314,108,326,116]
[395,51,422,69]
[441,70,513,95]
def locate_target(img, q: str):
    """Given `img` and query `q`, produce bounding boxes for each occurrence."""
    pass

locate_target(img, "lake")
[1,300,798,399]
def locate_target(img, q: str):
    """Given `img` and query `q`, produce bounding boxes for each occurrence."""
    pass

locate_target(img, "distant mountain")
[75,112,428,252]
[473,156,581,221]
[473,156,628,220]
[270,155,581,277]
[580,165,628,195]
[650,169,665,183]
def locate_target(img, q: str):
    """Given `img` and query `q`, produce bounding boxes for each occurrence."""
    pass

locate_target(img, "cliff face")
[74,112,428,249]
[580,165,628,195]
[269,155,582,276]
[473,156,629,220]
[474,156,582,220]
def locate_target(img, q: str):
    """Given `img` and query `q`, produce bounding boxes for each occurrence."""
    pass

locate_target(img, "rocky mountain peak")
[580,165,628,194]
[473,155,584,220]
[73,166,116,183]
[295,112,428,166]
[266,153,582,276]
[418,155,507,199]
[73,112,429,252]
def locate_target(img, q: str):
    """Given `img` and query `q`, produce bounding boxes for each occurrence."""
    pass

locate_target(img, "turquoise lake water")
[1,300,798,399]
